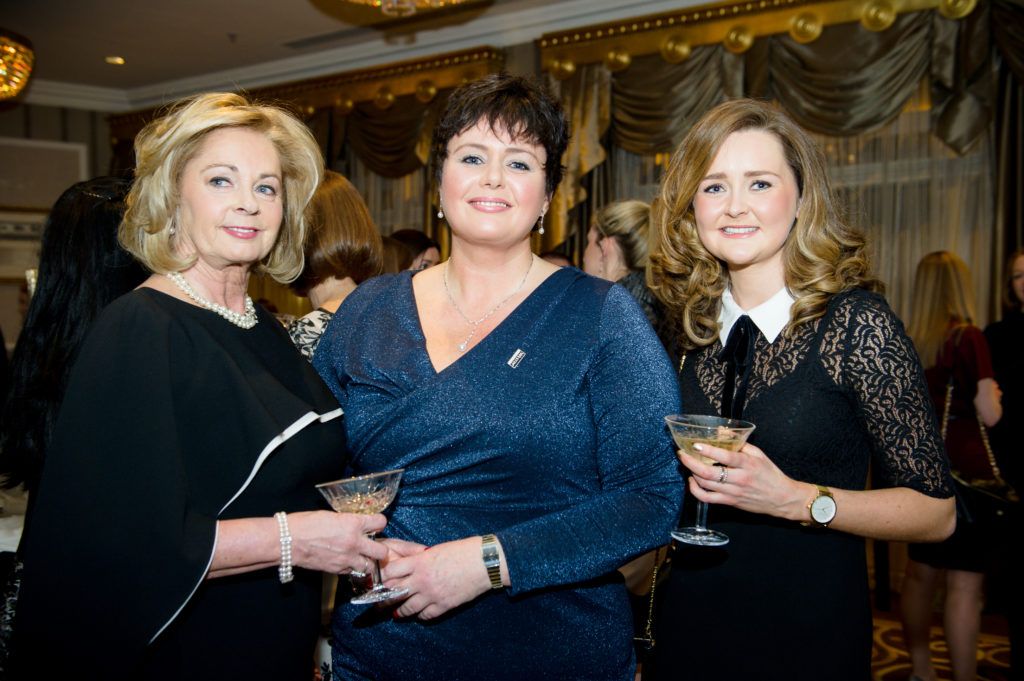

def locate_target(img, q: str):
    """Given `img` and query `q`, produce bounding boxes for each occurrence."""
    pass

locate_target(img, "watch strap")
[481,534,503,590]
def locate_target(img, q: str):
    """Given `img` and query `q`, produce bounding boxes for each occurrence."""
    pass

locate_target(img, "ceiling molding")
[22,0,700,112]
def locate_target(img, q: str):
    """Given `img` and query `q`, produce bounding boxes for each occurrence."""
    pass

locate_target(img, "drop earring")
[537,213,546,236]
[437,208,444,220]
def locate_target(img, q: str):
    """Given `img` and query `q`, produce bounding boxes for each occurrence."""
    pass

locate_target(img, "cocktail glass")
[664,414,756,547]
[316,468,409,605]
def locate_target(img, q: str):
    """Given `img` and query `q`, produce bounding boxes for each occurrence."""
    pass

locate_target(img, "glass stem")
[695,501,709,531]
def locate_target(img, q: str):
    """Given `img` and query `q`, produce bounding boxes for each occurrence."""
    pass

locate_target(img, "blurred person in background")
[390,228,440,271]
[583,200,661,331]
[901,250,1002,681]
[288,170,382,360]
[0,177,148,674]
[984,247,1023,680]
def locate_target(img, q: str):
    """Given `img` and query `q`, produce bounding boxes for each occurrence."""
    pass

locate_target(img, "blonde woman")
[901,251,1002,681]
[646,99,955,680]
[582,200,660,328]
[13,93,387,681]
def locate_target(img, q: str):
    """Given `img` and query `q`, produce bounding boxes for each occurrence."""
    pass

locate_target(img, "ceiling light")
[105,56,126,65]
[341,0,466,18]
[0,28,34,101]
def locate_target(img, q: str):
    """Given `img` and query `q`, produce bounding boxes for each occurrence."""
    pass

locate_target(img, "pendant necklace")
[166,271,258,329]
[443,255,534,352]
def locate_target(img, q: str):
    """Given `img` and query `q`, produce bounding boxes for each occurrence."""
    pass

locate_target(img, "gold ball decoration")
[604,49,631,72]
[374,87,395,110]
[939,0,976,19]
[548,58,576,80]
[0,29,34,101]
[789,12,822,43]
[415,80,437,104]
[861,0,896,31]
[335,97,354,115]
[723,25,754,53]
[660,36,692,64]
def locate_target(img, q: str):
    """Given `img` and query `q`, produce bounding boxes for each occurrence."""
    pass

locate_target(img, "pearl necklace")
[166,271,258,329]
[443,255,534,352]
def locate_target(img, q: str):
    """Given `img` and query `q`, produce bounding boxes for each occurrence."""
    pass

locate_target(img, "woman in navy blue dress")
[313,74,683,681]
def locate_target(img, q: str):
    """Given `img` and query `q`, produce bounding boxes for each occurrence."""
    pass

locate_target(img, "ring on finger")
[718,467,729,484]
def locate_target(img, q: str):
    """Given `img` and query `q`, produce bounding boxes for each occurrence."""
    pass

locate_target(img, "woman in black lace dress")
[646,99,956,680]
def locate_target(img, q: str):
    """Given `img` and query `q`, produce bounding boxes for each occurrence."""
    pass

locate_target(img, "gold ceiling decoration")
[538,0,977,77]
[108,47,503,144]
[340,0,467,17]
[0,28,34,101]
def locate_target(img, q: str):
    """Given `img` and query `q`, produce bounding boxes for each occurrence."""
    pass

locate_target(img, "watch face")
[811,495,837,524]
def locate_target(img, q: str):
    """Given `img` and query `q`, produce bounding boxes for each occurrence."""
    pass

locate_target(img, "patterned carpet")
[872,616,1011,680]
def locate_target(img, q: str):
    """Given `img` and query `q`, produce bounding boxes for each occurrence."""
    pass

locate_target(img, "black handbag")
[940,376,1019,526]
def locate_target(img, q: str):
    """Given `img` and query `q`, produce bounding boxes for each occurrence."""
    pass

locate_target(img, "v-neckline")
[407,266,571,376]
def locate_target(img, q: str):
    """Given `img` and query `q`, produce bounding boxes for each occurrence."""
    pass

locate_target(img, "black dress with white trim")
[12,289,344,681]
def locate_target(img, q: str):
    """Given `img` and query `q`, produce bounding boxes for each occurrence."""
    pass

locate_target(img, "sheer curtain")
[344,146,428,236]
[811,100,996,326]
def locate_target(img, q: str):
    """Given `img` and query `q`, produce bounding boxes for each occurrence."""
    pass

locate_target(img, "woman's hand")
[379,537,427,567]
[381,537,492,620]
[287,510,388,574]
[678,442,809,522]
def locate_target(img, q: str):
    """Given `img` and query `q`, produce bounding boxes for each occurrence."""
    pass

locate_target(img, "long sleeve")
[498,286,683,595]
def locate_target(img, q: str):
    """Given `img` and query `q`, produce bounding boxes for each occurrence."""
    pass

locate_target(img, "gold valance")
[537,0,975,76]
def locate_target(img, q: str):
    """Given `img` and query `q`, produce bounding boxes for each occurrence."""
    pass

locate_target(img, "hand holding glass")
[316,468,409,605]
[664,414,756,547]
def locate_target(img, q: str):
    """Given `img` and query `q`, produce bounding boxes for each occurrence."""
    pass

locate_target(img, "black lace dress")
[649,289,953,680]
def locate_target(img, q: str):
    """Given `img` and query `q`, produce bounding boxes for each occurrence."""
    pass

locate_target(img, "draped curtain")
[307,91,449,241]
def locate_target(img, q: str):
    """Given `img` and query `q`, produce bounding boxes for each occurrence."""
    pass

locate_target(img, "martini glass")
[664,414,756,547]
[316,468,409,605]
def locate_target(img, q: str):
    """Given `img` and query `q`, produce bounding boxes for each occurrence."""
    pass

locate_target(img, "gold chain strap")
[941,380,1010,487]
[638,352,688,651]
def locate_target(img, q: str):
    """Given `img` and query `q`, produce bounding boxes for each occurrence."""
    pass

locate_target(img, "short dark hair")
[290,170,382,296]
[389,229,439,258]
[431,73,569,196]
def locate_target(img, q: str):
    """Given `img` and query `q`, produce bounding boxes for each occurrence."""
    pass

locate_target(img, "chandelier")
[343,0,467,17]
[0,28,34,101]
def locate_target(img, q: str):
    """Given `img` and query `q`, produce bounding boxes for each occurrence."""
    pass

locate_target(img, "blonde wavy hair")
[906,251,976,368]
[593,200,652,272]
[119,92,323,283]
[648,98,882,350]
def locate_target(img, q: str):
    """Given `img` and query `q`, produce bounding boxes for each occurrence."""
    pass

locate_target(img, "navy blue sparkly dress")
[313,268,683,681]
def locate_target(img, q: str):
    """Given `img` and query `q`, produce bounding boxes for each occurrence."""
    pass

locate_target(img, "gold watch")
[805,484,836,527]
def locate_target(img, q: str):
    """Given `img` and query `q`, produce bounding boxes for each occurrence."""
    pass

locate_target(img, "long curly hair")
[648,98,882,351]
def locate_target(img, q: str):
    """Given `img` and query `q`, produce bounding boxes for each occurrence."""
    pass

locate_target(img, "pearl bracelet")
[275,512,294,584]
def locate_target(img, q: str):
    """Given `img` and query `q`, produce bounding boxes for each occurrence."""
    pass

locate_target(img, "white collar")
[718,286,795,345]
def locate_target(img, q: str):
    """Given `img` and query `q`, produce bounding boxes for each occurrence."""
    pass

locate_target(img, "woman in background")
[647,99,954,681]
[0,177,148,674]
[900,251,1003,681]
[583,200,660,329]
[288,170,382,360]
[390,228,441,271]
[985,248,1024,679]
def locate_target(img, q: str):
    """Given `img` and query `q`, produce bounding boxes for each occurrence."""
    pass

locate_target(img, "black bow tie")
[718,314,757,419]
